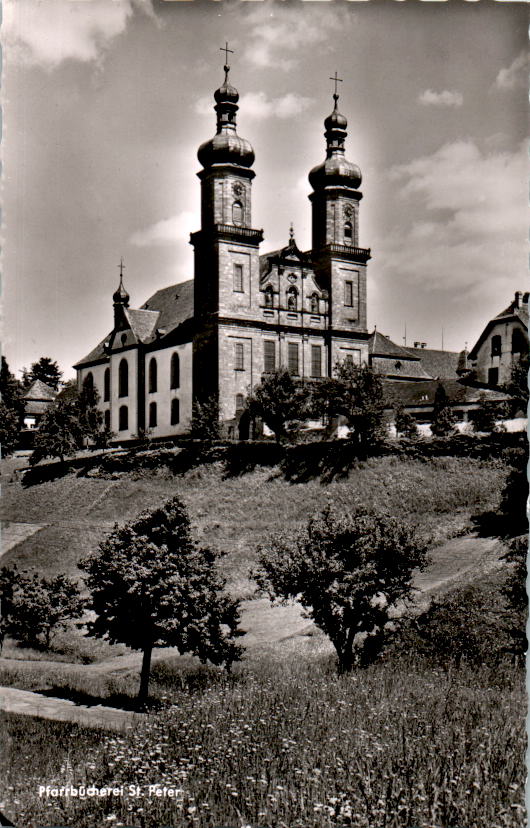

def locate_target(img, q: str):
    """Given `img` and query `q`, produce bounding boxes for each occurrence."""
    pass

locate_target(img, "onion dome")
[309,93,362,190]
[198,64,255,169]
[113,263,129,307]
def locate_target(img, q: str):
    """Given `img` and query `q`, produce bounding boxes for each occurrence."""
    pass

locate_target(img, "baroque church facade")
[74,61,373,440]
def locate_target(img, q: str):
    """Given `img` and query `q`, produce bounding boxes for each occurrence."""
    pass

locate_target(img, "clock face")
[287,273,297,284]
[232,182,243,197]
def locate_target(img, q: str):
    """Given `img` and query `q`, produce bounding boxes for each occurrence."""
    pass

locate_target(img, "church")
[74,58,374,440]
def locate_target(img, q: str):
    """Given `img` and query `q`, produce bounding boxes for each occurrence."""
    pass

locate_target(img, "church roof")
[382,379,509,408]
[402,347,461,380]
[74,279,195,368]
[368,331,417,360]
[372,356,432,381]
[23,379,57,401]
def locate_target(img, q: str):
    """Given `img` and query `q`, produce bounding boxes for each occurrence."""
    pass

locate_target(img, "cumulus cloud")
[378,140,527,301]
[418,89,463,108]
[494,51,529,91]
[242,3,350,71]
[194,91,312,120]
[130,210,196,247]
[4,0,154,69]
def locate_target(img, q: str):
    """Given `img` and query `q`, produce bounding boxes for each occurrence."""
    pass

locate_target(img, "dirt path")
[0,534,506,730]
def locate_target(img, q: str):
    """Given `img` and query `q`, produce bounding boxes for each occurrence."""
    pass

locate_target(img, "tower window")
[232,201,243,227]
[311,345,322,378]
[344,281,354,307]
[344,221,353,245]
[264,340,275,372]
[170,352,180,389]
[234,342,244,371]
[310,294,319,314]
[104,367,110,402]
[287,286,298,311]
[148,357,157,393]
[233,263,244,293]
[171,398,180,425]
[264,285,274,307]
[288,343,299,375]
[119,405,128,431]
[118,359,128,398]
[491,335,502,357]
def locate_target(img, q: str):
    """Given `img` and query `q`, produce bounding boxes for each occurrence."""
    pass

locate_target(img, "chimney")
[421,342,427,349]
[514,291,523,308]
[414,341,421,349]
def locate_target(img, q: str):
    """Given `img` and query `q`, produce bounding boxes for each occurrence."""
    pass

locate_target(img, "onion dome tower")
[113,258,129,328]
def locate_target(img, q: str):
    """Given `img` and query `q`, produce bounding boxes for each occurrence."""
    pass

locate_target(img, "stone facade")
[468,291,528,387]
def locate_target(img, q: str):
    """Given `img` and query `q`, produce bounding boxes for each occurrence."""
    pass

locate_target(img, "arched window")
[235,394,244,412]
[118,359,128,398]
[170,353,180,389]
[171,398,180,426]
[149,402,157,428]
[148,357,157,393]
[84,372,94,391]
[232,201,243,226]
[344,221,353,244]
[103,367,110,402]
[119,405,128,431]
[264,285,274,308]
[310,293,319,314]
[287,286,298,311]
[104,409,111,430]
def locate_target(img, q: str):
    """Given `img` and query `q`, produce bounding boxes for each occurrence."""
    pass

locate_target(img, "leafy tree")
[80,496,242,701]
[430,383,457,437]
[0,357,24,415]
[28,357,62,391]
[30,399,83,465]
[6,572,83,649]
[502,351,528,415]
[472,394,501,433]
[191,396,221,443]
[0,402,20,457]
[313,361,385,451]
[0,567,16,653]
[393,403,419,439]
[77,376,106,446]
[247,370,308,444]
[254,505,428,672]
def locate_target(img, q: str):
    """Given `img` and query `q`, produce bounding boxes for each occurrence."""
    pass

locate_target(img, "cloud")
[494,51,529,91]
[378,140,527,303]
[130,211,196,247]
[194,91,312,120]
[4,0,154,69]
[242,4,350,71]
[418,89,463,108]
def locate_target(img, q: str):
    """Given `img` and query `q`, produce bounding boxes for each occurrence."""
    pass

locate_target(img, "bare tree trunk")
[138,643,152,702]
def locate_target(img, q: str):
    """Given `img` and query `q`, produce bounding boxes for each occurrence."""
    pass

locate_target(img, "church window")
[264,340,275,372]
[310,294,319,314]
[232,201,243,227]
[119,405,128,431]
[234,342,244,371]
[233,263,244,293]
[344,221,353,244]
[104,409,110,430]
[84,372,94,391]
[148,357,157,393]
[264,285,274,307]
[171,398,180,425]
[344,281,354,307]
[287,286,298,311]
[311,345,322,378]
[149,401,157,428]
[118,359,128,398]
[491,335,502,357]
[235,393,244,411]
[288,343,299,375]
[103,368,110,402]
[170,353,180,389]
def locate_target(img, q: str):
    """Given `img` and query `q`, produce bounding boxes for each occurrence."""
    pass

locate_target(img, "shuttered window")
[311,345,322,378]
[288,343,299,375]
[234,342,244,371]
[264,340,275,372]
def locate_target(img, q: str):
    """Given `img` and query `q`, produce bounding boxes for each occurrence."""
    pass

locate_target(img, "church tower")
[191,47,263,419]
[309,77,371,371]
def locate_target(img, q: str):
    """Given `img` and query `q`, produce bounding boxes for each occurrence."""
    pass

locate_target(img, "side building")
[467,291,528,387]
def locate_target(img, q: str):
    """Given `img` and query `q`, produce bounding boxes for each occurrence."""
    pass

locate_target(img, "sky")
[3,0,529,380]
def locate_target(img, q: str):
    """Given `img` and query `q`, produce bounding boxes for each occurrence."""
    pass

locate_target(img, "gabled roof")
[23,379,57,401]
[469,292,529,360]
[368,331,418,360]
[372,356,432,381]
[403,347,461,380]
[24,399,53,415]
[74,279,195,368]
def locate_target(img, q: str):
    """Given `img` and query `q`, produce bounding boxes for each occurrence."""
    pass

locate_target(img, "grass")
[0,656,525,828]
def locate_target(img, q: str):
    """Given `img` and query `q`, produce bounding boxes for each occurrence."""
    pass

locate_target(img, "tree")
[6,571,83,649]
[502,351,528,415]
[191,396,221,443]
[77,377,109,447]
[0,357,24,456]
[0,402,20,457]
[430,383,457,437]
[393,403,419,439]
[471,394,499,433]
[313,361,385,451]
[80,497,242,702]
[247,370,308,444]
[30,399,83,465]
[28,357,62,391]
[254,505,428,672]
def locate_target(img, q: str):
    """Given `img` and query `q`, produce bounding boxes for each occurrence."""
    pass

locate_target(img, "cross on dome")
[329,71,343,100]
